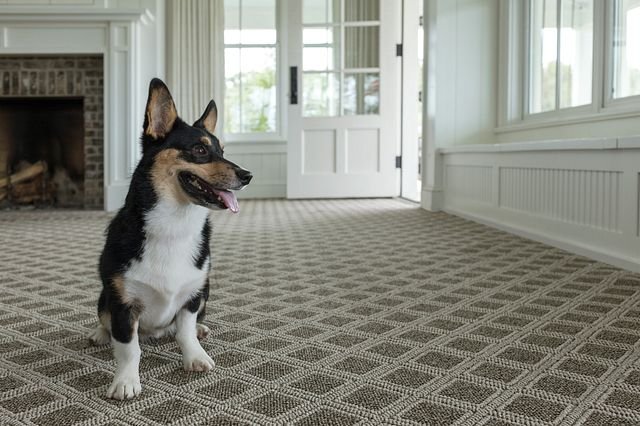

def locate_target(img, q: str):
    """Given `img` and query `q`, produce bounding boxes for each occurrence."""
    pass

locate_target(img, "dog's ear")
[143,78,178,140]
[193,100,218,134]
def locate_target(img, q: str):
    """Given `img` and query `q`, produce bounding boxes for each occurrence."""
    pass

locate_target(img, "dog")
[88,78,252,400]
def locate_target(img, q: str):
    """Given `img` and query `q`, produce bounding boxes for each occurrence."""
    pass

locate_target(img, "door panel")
[303,130,336,174]
[287,0,400,198]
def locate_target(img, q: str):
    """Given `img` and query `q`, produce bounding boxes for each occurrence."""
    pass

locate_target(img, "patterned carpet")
[0,199,639,426]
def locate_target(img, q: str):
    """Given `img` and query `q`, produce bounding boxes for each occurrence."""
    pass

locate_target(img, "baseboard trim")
[421,187,444,211]
[444,206,640,273]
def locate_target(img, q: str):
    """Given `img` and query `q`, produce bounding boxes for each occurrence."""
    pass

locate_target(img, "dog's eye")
[193,145,207,156]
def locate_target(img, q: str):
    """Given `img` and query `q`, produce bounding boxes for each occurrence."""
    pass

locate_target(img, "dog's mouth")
[178,171,239,213]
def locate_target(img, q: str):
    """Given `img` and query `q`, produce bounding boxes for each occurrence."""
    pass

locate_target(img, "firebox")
[0,55,104,209]
[0,97,84,207]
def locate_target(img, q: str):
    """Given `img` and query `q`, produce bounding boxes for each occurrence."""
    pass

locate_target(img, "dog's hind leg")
[88,325,111,345]
[195,279,210,341]
[89,292,112,345]
[196,323,210,340]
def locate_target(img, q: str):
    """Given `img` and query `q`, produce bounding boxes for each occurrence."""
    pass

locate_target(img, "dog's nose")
[237,169,253,185]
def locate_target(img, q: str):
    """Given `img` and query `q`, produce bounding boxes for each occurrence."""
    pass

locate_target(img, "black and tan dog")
[88,78,251,400]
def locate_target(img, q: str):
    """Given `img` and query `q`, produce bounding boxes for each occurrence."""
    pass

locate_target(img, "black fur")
[194,219,211,270]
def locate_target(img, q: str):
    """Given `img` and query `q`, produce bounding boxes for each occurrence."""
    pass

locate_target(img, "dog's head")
[141,78,252,212]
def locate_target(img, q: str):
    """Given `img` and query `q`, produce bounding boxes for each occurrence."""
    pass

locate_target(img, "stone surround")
[0,55,104,209]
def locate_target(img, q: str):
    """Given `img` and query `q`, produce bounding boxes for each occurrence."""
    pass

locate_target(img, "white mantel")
[0,0,165,211]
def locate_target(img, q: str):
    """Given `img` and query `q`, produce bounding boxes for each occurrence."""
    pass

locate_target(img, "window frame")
[497,0,640,131]
[222,0,285,143]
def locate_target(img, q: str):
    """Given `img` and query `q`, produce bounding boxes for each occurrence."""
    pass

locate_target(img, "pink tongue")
[216,190,239,213]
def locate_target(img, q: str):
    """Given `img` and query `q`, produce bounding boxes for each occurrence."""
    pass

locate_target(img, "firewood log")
[0,161,47,189]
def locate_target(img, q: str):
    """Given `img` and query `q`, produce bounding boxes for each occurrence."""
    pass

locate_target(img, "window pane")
[530,0,558,113]
[304,0,340,24]
[345,0,379,21]
[612,0,640,98]
[225,48,277,134]
[303,27,337,44]
[303,72,340,117]
[343,73,379,115]
[559,0,593,108]
[303,27,340,71]
[224,48,241,134]
[304,46,340,71]
[344,26,379,68]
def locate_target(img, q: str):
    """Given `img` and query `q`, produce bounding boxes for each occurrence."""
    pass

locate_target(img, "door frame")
[400,0,421,202]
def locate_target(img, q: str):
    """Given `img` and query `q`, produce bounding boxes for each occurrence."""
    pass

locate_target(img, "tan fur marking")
[99,311,111,329]
[150,149,191,204]
[151,149,238,204]
[111,275,143,314]
[200,137,212,146]
[112,275,126,303]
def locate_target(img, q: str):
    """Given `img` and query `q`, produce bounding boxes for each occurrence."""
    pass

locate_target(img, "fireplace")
[0,3,164,210]
[0,56,104,209]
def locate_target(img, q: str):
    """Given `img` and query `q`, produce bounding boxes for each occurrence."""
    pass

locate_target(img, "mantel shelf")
[0,7,151,22]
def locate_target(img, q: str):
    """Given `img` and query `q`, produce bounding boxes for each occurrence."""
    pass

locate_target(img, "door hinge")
[396,43,403,57]
[419,16,423,26]
[395,156,402,168]
[418,90,422,103]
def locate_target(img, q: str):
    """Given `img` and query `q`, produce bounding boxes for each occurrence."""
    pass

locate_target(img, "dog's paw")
[183,349,215,372]
[88,326,110,346]
[196,324,210,341]
[106,375,141,400]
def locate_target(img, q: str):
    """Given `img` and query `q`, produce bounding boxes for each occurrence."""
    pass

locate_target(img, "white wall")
[434,0,499,147]
[421,0,499,210]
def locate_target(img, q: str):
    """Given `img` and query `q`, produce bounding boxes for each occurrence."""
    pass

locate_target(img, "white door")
[287,0,401,198]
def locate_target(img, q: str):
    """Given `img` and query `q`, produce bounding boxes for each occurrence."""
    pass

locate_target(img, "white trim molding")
[440,140,640,273]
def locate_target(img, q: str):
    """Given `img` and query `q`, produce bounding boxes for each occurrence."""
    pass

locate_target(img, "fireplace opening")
[0,97,84,207]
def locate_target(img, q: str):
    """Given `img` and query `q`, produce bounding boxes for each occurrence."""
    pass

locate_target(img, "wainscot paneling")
[439,140,640,273]
[224,141,286,199]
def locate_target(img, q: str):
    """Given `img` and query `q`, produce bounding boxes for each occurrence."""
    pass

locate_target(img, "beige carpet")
[0,199,639,426]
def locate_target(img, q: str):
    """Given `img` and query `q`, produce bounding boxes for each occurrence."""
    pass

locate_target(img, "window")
[611,0,640,99]
[528,0,594,114]
[302,0,381,117]
[501,0,640,126]
[224,0,278,135]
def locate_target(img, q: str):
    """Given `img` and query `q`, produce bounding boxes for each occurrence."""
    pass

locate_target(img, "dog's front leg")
[176,306,215,372]
[107,307,142,400]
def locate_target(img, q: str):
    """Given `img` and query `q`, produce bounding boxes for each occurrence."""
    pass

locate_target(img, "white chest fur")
[123,200,210,331]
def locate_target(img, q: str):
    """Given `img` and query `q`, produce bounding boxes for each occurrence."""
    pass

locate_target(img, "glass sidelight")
[302,0,381,117]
